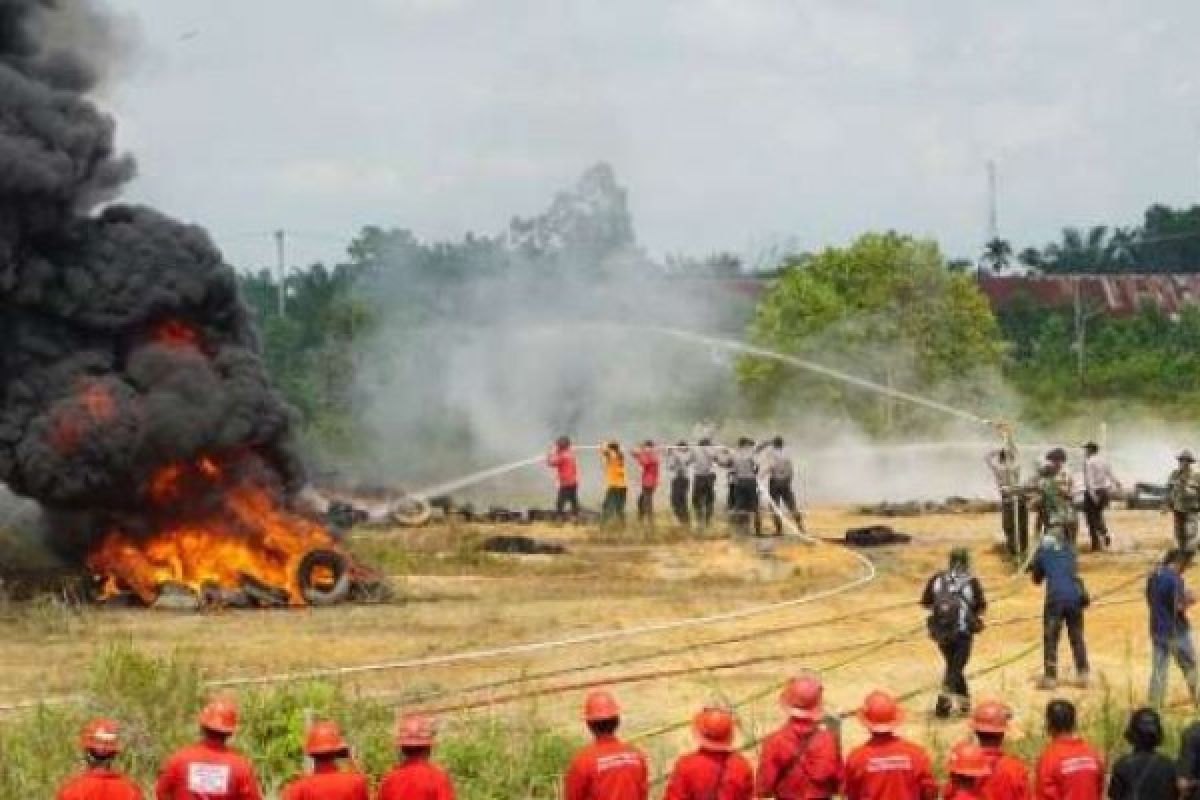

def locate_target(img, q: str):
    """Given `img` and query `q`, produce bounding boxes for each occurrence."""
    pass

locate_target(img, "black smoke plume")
[0,1,301,552]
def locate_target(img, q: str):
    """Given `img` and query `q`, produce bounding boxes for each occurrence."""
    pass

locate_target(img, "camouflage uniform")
[1167,465,1200,551]
[1032,469,1078,547]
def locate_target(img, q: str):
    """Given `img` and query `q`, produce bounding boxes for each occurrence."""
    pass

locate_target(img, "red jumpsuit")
[155,740,263,800]
[843,735,938,800]
[378,757,456,800]
[58,768,144,800]
[281,763,369,800]
[564,735,649,800]
[665,750,754,800]
[1034,737,1103,800]
[756,721,841,799]
[980,746,1031,800]
[944,789,984,800]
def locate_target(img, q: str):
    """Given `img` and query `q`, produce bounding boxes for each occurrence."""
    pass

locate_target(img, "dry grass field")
[0,505,1181,762]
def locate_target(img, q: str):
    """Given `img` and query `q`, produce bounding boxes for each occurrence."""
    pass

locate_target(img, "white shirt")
[1083,453,1119,493]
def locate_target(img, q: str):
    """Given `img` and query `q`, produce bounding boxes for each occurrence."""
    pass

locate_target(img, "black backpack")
[927,573,970,642]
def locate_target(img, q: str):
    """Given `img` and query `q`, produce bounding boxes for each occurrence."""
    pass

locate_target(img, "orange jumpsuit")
[282,763,369,800]
[756,721,841,799]
[378,757,456,800]
[1034,737,1103,800]
[564,735,648,800]
[58,768,144,800]
[665,750,754,800]
[843,735,938,800]
[155,740,263,800]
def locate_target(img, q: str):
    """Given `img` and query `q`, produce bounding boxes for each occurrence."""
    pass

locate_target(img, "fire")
[154,319,201,349]
[88,456,339,607]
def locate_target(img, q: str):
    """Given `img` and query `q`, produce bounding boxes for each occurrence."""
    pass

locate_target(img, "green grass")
[0,642,577,799]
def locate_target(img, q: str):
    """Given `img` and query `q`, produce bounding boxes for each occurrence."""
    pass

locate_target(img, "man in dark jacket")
[1031,530,1090,690]
[921,547,987,718]
[1146,548,1198,707]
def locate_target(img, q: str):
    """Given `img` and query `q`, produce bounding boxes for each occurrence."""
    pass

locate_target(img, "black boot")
[934,695,953,719]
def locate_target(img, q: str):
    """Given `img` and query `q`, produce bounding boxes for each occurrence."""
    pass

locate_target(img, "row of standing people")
[987,442,1200,557]
[63,678,1193,800]
[546,437,801,535]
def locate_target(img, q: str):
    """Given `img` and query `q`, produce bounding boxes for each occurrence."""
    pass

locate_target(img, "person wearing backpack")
[921,548,987,718]
[1107,708,1177,800]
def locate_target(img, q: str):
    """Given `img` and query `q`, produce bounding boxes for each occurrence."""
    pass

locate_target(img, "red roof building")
[977,274,1200,317]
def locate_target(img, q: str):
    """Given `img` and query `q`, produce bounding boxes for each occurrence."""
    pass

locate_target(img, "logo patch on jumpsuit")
[187,763,232,794]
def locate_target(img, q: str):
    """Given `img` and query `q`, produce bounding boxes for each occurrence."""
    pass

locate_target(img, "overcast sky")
[102,1,1200,271]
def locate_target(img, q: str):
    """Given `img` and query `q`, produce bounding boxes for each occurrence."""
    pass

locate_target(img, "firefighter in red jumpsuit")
[756,675,841,799]
[378,715,456,800]
[57,718,143,800]
[944,744,992,800]
[967,702,1030,800]
[1033,700,1103,800]
[564,690,649,800]
[156,699,262,800]
[665,706,754,800]
[843,691,937,800]
[281,721,368,800]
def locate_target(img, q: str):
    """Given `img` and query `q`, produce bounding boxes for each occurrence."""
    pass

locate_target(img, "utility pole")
[274,229,286,318]
[1074,279,1085,388]
[986,160,998,241]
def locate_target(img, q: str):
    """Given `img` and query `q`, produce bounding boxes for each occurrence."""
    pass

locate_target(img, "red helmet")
[692,706,735,752]
[396,714,436,748]
[970,701,1012,735]
[948,743,992,778]
[198,699,239,735]
[857,690,903,734]
[779,675,823,720]
[583,690,621,722]
[80,718,122,756]
[304,721,349,757]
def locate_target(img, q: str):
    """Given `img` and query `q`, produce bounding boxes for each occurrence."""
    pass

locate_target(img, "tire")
[390,496,433,527]
[296,549,351,606]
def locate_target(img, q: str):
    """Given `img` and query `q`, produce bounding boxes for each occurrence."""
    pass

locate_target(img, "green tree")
[737,233,1004,432]
[981,237,1013,272]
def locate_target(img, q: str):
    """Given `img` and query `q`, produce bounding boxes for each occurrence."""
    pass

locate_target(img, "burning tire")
[389,495,433,528]
[297,549,351,606]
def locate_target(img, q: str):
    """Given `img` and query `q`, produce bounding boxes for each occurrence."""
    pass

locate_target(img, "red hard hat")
[305,720,349,757]
[970,701,1012,735]
[948,743,992,778]
[857,690,903,734]
[779,675,823,719]
[583,690,621,722]
[692,706,735,752]
[198,698,239,735]
[80,718,122,756]
[396,714,436,748]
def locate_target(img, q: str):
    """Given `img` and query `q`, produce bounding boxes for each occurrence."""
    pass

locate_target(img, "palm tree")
[980,237,1013,272]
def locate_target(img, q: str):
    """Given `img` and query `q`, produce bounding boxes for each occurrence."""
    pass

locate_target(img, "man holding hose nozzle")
[547,436,581,524]
[986,444,1027,557]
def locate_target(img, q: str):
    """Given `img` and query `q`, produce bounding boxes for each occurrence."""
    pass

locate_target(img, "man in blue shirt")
[1146,548,1198,707]
[1031,530,1090,690]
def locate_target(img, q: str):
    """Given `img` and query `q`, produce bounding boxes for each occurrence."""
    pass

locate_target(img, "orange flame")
[154,320,201,349]
[88,457,336,606]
